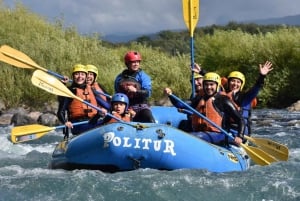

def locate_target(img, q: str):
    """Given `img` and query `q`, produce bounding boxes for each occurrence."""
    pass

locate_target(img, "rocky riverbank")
[0,99,299,127]
[0,96,173,127]
[0,101,59,127]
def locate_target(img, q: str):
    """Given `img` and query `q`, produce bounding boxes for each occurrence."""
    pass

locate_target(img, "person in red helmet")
[114,51,155,123]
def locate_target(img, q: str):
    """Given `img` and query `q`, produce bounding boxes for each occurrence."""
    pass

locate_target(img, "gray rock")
[0,113,14,126]
[287,100,300,111]
[10,113,36,126]
[37,113,59,126]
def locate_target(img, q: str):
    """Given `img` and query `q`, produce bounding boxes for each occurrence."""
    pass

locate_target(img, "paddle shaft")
[55,120,89,130]
[169,94,277,165]
[170,94,235,140]
[94,89,112,99]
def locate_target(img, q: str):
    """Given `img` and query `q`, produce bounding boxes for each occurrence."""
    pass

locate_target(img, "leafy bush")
[0,3,300,109]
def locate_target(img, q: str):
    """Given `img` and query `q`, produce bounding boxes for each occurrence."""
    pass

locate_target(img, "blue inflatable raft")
[49,107,250,173]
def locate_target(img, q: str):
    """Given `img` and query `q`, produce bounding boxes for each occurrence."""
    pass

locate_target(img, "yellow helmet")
[194,73,204,79]
[190,73,203,82]
[228,71,245,90]
[73,64,87,74]
[203,72,221,88]
[86,64,98,79]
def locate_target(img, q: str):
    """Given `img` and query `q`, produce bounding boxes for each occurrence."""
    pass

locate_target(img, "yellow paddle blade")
[11,124,55,143]
[0,45,47,71]
[0,52,33,69]
[182,0,199,36]
[31,70,80,100]
[244,136,289,161]
[241,143,278,166]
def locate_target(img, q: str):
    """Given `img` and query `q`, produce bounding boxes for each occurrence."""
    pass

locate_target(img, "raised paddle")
[11,121,89,144]
[0,45,69,81]
[0,45,113,99]
[0,52,33,69]
[182,0,199,98]
[169,94,278,166]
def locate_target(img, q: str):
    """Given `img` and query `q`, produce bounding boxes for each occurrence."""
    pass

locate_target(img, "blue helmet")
[111,93,129,110]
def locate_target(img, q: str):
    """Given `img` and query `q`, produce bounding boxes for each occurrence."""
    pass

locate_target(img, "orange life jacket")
[251,97,257,108]
[106,112,131,124]
[69,86,98,119]
[226,91,257,109]
[191,97,223,132]
[91,82,107,102]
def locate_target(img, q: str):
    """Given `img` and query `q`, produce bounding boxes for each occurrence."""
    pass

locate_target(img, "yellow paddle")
[169,94,278,166]
[11,121,88,143]
[0,45,115,100]
[0,52,33,69]
[182,0,199,37]
[31,69,128,124]
[244,136,289,161]
[182,0,199,98]
[0,45,68,81]
[229,129,289,161]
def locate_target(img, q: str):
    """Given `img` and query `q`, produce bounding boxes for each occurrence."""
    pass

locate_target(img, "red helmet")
[124,51,142,64]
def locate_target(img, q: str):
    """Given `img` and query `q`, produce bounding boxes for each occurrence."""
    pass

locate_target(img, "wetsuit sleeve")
[56,96,72,123]
[218,96,245,138]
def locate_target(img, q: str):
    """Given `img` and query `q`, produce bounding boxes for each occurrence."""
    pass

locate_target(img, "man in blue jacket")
[114,51,155,123]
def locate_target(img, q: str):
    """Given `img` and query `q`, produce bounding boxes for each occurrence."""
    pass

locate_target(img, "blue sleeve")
[241,74,265,106]
[114,74,122,92]
[96,96,111,110]
[138,71,152,98]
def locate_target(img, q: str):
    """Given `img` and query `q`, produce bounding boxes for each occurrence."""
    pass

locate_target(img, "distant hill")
[243,14,300,26]
[101,33,142,43]
[102,14,300,43]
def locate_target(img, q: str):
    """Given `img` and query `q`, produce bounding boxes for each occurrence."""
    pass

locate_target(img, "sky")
[3,0,300,36]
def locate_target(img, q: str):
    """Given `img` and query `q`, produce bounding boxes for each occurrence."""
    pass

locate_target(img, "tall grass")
[0,4,191,109]
[0,3,300,109]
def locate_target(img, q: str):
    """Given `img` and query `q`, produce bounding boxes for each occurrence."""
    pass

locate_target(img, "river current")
[0,109,299,201]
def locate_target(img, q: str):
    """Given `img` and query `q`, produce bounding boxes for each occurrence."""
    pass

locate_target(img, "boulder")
[287,100,300,111]
[37,113,59,126]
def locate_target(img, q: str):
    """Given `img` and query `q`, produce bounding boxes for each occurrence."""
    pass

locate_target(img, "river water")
[0,109,299,201]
